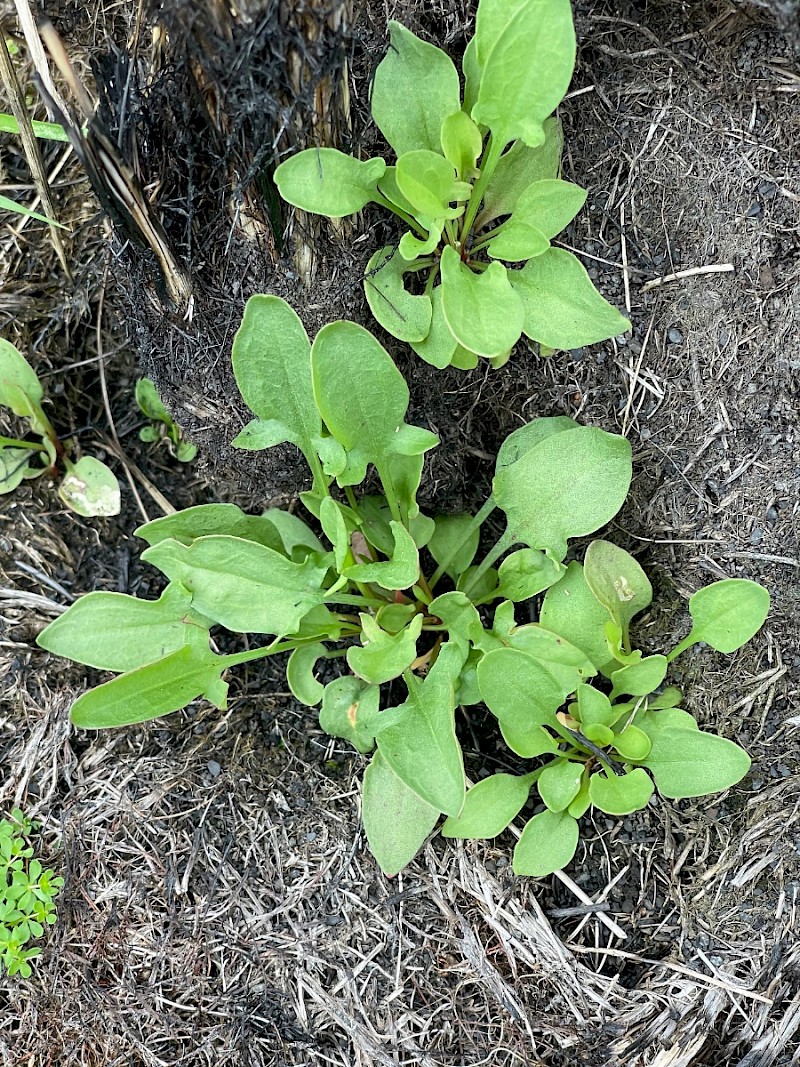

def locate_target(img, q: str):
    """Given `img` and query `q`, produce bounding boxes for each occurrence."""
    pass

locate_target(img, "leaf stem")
[428,495,497,591]
[459,135,504,247]
[460,526,514,599]
[0,435,46,453]
[666,632,696,663]
[372,191,427,239]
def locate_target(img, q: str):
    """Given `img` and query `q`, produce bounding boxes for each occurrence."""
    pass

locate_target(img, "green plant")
[136,378,197,463]
[37,295,769,877]
[273,0,629,370]
[0,809,63,978]
[0,338,120,515]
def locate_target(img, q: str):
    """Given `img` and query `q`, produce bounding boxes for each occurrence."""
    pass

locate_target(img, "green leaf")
[346,614,423,685]
[319,676,382,753]
[583,723,614,747]
[473,0,575,148]
[319,496,351,572]
[428,591,483,650]
[376,167,416,215]
[36,584,208,672]
[610,655,668,698]
[310,320,438,486]
[362,750,440,875]
[462,35,483,116]
[0,448,37,493]
[231,295,321,472]
[504,624,596,697]
[0,194,66,227]
[449,345,480,370]
[442,773,532,839]
[500,721,559,759]
[260,509,324,561]
[575,684,615,729]
[510,248,630,350]
[70,644,229,729]
[287,643,327,706]
[538,759,583,812]
[540,562,619,675]
[583,540,652,647]
[513,809,579,877]
[377,643,466,816]
[398,220,442,259]
[642,728,751,799]
[493,425,632,562]
[141,535,327,635]
[478,117,563,227]
[386,453,429,524]
[135,378,171,423]
[495,415,576,472]
[395,150,471,220]
[274,148,386,217]
[58,457,120,517]
[611,725,651,761]
[671,579,770,658]
[477,647,564,732]
[440,110,483,179]
[507,179,587,240]
[496,549,565,601]
[371,21,461,157]
[456,563,498,602]
[429,514,481,580]
[376,602,419,634]
[345,520,419,590]
[364,246,433,343]
[487,221,549,262]
[635,706,699,743]
[137,503,284,551]
[440,246,523,357]
[589,768,654,815]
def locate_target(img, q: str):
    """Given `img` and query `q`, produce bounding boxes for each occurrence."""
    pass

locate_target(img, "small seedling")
[0,338,120,516]
[0,809,63,979]
[37,296,769,878]
[136,378,197,463]
[274,0,629,369]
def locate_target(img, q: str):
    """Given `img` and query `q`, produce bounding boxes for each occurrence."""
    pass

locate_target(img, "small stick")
[641,263,734,292]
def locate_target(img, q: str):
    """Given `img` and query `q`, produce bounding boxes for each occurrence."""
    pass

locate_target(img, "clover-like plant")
[37,296,768,878]
[0,338,120,516]
[0,809,63,979]
[274,0,629,370]
[136,378,197,463]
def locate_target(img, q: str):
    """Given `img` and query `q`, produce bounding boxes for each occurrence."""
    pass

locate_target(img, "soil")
[1,1,800,1064]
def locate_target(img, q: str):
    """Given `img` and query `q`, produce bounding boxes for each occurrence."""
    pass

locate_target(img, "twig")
[569,944,774,1004]
[641,263,734,292]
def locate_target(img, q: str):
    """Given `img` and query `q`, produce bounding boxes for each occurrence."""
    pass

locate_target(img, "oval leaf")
[319,676,381,753]
[643,728,751,799]
[0,338,43,412]
[684,579,770,655]
[362,750,440,875]
[440,246,524,357]
[442,773,532,839]
[473,0,576,148]
[477,647,564,731]
[36,584,207,672]
[538,760,583,813]
[58,457,120,517]
[513,809,579,877]
[287,642,327,706]
[231,295,321,463]
[588,768,654,815]
[583,540,652,644]
[510,247,630,350]
[364,246,432,343]
[396,150,470,220]
[493,425,632,562]
[371,21,461,157]
[540,562,619,676]
[274,148,386,217]
[478,117,563,227]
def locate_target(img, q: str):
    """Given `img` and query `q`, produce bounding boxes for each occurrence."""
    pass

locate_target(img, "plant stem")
[459,135,504,247]
[666,634,696,663]
[424,260,440,296]
[460,527,514,599]
[372,191,427,239]
[469,221,509,253]
[428,495,497,591]
[375,459,402,523]
[0,435,46,453]
[324,591,386,609]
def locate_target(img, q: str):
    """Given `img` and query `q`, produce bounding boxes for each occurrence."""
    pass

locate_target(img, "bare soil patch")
[1,1,799,1064]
